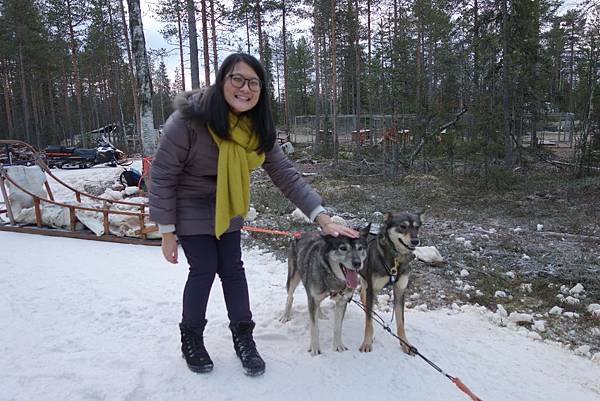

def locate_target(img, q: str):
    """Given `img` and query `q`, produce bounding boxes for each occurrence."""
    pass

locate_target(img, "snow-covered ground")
[2,165,600,401]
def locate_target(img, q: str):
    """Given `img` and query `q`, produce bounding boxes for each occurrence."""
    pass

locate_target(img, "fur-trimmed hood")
[172,88,209,120]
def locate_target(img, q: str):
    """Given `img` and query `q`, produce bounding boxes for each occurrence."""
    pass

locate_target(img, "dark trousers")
[178,231,252,333]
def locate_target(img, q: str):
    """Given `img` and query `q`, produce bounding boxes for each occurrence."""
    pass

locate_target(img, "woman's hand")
[161,232,179,264]
[315,213,359,238]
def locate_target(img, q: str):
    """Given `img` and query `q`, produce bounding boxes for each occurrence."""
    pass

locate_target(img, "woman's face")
[223,61,261,114]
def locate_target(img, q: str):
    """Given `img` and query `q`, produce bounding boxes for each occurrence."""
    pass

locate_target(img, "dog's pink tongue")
[346,270,358,288]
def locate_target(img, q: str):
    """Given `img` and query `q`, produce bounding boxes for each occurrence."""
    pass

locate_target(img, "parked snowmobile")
[45,137,131,169]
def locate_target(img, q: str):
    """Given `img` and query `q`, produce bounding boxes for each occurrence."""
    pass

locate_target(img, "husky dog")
[359,212,422,354]
[280,226,370,355]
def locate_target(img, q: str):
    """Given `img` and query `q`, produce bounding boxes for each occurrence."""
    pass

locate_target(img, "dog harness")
[376,236,402,286]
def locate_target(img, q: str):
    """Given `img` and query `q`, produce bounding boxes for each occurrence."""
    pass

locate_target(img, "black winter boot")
[229,321,265,376]
[179,322,214,373]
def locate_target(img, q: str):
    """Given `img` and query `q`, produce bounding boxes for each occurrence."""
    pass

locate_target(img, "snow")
[2,167,600,401]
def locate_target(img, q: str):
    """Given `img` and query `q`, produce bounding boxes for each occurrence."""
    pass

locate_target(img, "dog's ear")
[358,223,371,237]
[416,209,425,224]
[383,212,391,225]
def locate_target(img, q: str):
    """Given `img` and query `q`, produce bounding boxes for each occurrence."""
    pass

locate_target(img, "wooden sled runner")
[0,140,159,246]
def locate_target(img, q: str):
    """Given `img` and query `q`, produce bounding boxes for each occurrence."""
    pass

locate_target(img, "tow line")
[350,298,485,401]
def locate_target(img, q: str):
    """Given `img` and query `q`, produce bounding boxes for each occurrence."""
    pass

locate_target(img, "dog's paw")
[278,314,291,323]
[359,342,373,352]
[308,346,322,356]
[401,343,416,356]
[333,343,348,352]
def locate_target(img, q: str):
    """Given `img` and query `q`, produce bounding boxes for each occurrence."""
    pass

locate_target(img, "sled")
[0,140,159,246]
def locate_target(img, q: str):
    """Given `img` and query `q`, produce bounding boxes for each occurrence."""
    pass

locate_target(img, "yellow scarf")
[208,113,265,239]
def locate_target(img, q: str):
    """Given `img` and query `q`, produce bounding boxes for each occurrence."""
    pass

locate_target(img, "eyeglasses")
[227,74,262,92]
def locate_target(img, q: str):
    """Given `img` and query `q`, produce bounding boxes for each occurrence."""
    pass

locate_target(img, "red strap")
[452,377,485,401]
[242,225,301,238]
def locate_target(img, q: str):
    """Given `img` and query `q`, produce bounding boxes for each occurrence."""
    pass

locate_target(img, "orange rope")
[451,377,485,401]
[242,225,301,238]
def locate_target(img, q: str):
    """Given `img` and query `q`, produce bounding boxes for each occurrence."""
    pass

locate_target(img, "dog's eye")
[397,225,408,232]
[356,245,364,251]
[339,245,349,251]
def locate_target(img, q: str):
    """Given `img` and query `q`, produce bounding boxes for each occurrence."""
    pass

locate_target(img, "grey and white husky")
[359,211,423,354]
[279,226,370,355]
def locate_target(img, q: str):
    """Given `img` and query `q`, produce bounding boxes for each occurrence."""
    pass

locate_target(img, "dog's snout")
[411,238,420,247]
[353,260,362,269]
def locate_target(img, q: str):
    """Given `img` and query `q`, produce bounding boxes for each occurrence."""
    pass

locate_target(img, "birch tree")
[127,0,156,156]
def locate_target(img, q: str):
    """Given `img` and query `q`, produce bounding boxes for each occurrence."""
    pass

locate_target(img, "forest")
[1,0,599,176]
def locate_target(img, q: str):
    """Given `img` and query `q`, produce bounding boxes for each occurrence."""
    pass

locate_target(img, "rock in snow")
[569,283,585,295]
[496,304,508,318]
[549,306,563,315]
[563,312,580,319]
[246,207,257,221]
[588,304,600,312]
[533,320,546,332]
[290,208,311,223]
[509,312,534,324]
[574,345,591,357]
[564,296,580,305]
[413,246,444,264]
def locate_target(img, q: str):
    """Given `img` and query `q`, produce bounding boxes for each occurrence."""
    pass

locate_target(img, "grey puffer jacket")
[148,91,322,236]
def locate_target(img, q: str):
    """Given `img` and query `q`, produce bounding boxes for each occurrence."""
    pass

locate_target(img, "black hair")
[194,52,276,153]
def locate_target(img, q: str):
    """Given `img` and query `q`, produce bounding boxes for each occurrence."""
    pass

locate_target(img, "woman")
[149,53,357,376]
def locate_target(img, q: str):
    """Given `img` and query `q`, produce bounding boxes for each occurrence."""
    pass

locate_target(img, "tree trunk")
[502,0,513,168]
[60,59,74,145]
[210,0,218,74]
[30,79,42,149]
[66,0,86,147]
[366,0,372,138]
[18,46,32,144]
[200,0,211,85]
[186,0,200,89]
[255,0,264,62]
[313,5,322,152]
[282,1,289,132]
[127,0,156,157]
[331,0,338,162]
[1,63,14,138]
[119,0,141,139]
[176,1,186,91]
[108,0,127,147]
[354,0,361,154]
[245,7,251,53]
[415,13,424,117]
[47,74,58,144]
